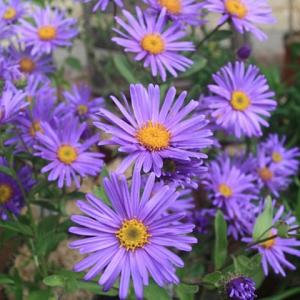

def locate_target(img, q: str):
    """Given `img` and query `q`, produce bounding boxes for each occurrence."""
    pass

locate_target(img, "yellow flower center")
[219,183,233,197]
[116,219,150,251]
[272,151,282,163]
[0,184,13,204]
[38,26,57,41]
[230,91,251,111]
[159,0,182,14]
[57,145,78,165]
[259,167,273,181]
[225,0,247,19]
[19,57,36,73]
[136,121,171,151]
[261,233,276,249]
[29,121,43,137]
[77,104,88,116]
[3,7,17,20]
[141,34,165,55]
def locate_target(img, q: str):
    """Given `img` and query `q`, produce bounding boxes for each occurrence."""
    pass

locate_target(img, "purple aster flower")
[77,0,123,11]
[112,7,195,81]
[10,45,54,77]
[205,61,277,138]
[204,0,276,41]
[236,44,252,60]
[19,6,78,55]
[0,0,25,23]
[188,208,215,234]
[69,172,197,299]
[0,89,27,124]
[244,206,300,276]
[226,276,256,300]
[261,134,300,177]
[95,83,213,177]
[34,117,104,188]
[144,0,205,26]
[161,158,207,189]
[56,83,104,121]
[0,19,13,40]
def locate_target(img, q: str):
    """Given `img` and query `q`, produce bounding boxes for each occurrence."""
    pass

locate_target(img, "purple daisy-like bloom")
[188,208,216,234]
[0,0,25,23]
[205,61,277,138]
[78,0,123,11]
[0,89,27,124]
[112,7,194,81]
[204,0,276,41]
[95,83,213,177]
[34,117,104,188]
[144,0,205,26]
[226,276,256,300]
[10,45,54,77]
[244,206,300,276]
[69,172,197,299]
[261,134,300,177]
[19,6,78,55]
[57,83,104,121]
[0,19,13,40]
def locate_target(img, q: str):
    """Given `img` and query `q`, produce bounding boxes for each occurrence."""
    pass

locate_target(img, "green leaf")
[66,56,82,71]
[214,210,228,270]
[175,283,199,300]
[0,165,14,177]
[43,275,64,287]
[275,221,290,238]
[202,271,222,289]
[144,282,169,300]
[260,287,300,300]
[209,30,232,42]
[0,273,15,285]
[113,54,138,83]
[93,185,110,206]
[181,57,207,78]
[0,220,32,236]
[28,290,52,300]
[252,197,273,241]
[77,281,118,296]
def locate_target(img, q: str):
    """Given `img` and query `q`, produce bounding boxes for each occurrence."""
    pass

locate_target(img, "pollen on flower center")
[261,233,276,249]
[38,25,57,41]
[136,121,171,151]
[141,34,165,55]
[272,151,282,163]
[159,0,182,14]
[230,90,251,111]
[219,183,233,197]
[0,184,13,204]
[57,145,78,164]
[77,104,88,116]
[259,167,273,181]
[29,121,43,137]
[225,0,247,19]
[116,219,150,251]
[3,7,17,20]
[19,57,36,73]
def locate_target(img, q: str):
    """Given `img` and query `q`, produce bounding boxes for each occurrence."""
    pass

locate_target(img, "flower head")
[19,6,78,55]
[95,83,212,176]
[226,276,256,300]
[69,172,197,299]
[34,117,104,188]
[57,83,104,121]
[204,0,276,41]
[145,0,205,26]
[205,61,276,138]
[0,0,25,23]
[112,7,194,81]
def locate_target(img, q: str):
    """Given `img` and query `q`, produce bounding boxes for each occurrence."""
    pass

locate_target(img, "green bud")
[275,221,290,238]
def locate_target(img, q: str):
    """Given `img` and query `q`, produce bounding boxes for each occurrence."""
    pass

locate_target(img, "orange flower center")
[225,0,247,19]
[29,121,43,137]
[141,34,165,55]
[259,167,273,181]
[0,184,13,204]
[219,183,233,197]
[159,0,182,14]
[19,57,36,73]
[38,26,57,41]
[3,7,17,20]
[57,145,78,164]
[230,91,251,111]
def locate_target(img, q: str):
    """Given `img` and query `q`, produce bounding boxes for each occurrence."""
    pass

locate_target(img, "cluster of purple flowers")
[0,1,299,300]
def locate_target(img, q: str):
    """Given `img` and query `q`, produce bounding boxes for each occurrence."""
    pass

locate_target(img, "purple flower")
[95,83,212,177]
[57,83,104,121]
[205,61,276,138]
[0,19,13,40]
[0,89,27,124]
[77,0,123,11]
[188,208,215,234]
[19,6,78,55]
[69,172,197,299]
[10,45,54,77]
[144,0,205,26]
[244,206,300,276]
[261,134,300,177]
[0,0,25,23]
[204,0,276,41]
[34,117,104,188]
[226,276,256,300]
[112,7,194,81]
